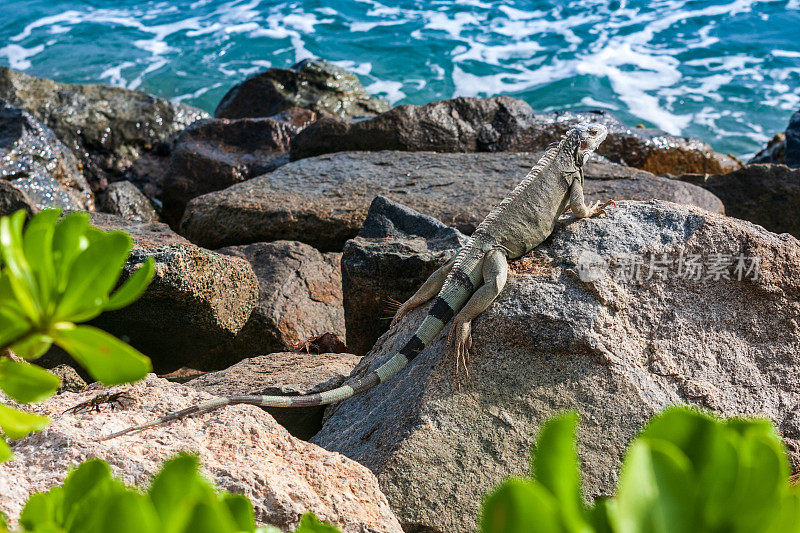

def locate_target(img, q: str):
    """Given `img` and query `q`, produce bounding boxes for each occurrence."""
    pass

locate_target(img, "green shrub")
[0,208,155,460]
[7,453,339,533]
[481,406,800,532]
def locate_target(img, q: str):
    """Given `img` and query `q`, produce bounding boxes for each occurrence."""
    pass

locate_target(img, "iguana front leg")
[449,248,508,378]
[568,176,615,218]
[391,254,457,327]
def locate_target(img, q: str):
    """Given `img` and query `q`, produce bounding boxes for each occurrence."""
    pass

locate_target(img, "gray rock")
[313,200,800,532]
[162,117,296,224]
[290,97,741,176]
[180,151,724,251]
[787,110,800,168]
[215,59,389,120]
[0,102,93,210]
[0,375,403,533]
[86,213,259,371]
[0,180,35,218]
[0,67,208,193]
[675,164,800,238]
[100,181,158,222]
[343,196,468,355]
[191,241,344,369]
[188,352,361,440]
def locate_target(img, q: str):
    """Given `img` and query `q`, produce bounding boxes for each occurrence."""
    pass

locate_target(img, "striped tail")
[97,296,462,441]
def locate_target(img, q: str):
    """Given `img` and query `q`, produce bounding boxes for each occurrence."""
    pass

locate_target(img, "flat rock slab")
[191,241,345,369]
[180,151,723,251]
[86,213,259,371]
[0,375,402,533]
[676,164,800,238]
[189,352,361,439]
[313,200,800,532]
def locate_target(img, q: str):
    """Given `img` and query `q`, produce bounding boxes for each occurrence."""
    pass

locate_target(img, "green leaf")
[61,458,113,516]
[531,411,590,532]
[51,212,91,293]
[0,210,41,320]
[0,303,30,347]
[53,325,151,385]
[480,478,560,533]
[19,491,59,530]
[0,403,50,439]
[10,333,53,360]
[294,513,342,533]
[54,231,132,321]
[0,436,11,462]
[105,257,155,312]
[23,209,61,313]
[99,492,160,533]
[0,358,60,403]
[222,493,255,532]
[149,453,205,533]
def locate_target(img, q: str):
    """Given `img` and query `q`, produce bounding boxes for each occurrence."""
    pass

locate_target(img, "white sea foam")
[0,44,44,70]
[172,82,223,102]
[365,80,405,104]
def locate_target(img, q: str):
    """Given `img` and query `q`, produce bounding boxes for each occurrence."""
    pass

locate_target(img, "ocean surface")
[1,0,799,158]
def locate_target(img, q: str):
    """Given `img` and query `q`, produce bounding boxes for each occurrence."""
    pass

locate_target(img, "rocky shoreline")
[1,59,800,532]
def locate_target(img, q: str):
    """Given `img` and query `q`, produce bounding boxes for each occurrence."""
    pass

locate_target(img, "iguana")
[98,122,612,441]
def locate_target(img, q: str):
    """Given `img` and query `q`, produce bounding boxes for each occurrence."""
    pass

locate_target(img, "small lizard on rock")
[99,122,612,441]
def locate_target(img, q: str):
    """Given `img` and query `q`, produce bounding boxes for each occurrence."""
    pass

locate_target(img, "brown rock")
[86,213,259,371]
[215,59,389,120]
[100,180,158,222]
[0,375,402,533]
[188,352,361,439]
[189,241,344,369]
[162,117,296,224]
[749,133,786,165]
[675,164,800,238]
[290,96,740,175]
[314,200,800,532]
[180,151,724,251]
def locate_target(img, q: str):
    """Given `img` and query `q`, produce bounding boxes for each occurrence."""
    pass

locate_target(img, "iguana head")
[572,122,608,165]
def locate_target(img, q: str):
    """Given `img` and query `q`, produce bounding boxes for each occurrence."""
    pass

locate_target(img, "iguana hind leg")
[449,248,508,378]
[391,254,457,327]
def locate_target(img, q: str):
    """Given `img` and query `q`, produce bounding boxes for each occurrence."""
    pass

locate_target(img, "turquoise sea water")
[1,0,799,157]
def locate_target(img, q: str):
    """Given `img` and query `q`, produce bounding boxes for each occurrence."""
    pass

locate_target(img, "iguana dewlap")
[99,122,611,440]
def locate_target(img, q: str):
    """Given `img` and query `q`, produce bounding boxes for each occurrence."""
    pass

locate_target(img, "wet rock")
[0,102,93,210]
[100,180,158,222]
[86,213,259,371]
[0,67,208,193]
[676,164,800,238]
[162,117,296,224]
[314,200,800,532]
[180,151,723,251]
[0,375,403,533]
[0,180,35,218]
[787,110,800,168]
[214,59,389,120]
[343,196,468,355]
[191,241,344,369]
[290,96,740,175]
[267,107,318,130]
[188,352,361,440]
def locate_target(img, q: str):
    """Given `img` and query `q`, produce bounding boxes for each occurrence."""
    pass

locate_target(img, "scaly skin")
[98,122,612,441]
